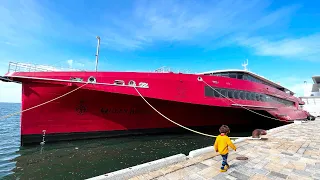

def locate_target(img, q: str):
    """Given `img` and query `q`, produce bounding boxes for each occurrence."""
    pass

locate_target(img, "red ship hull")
[2,71,307,145]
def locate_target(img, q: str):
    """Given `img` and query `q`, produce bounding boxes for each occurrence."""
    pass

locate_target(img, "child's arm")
[227,138,236,151]
[214,139,218,152]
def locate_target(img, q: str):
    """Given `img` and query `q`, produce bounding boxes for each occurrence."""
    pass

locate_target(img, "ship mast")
[95,36,101,72]
[242,59,248,71]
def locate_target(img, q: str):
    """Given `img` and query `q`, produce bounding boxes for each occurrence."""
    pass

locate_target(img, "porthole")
[114,80,125,85]
[87,76,96,83]
[128,80,136,86]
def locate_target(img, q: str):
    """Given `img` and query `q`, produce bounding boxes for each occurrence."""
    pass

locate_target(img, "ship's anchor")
[40,130,46,145]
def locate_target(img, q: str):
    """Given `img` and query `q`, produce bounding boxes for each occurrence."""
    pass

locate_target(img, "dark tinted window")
[255,93,260,101]
[229,73,237,78]
[245,92,250,100]
[251,93,255,101]
[239,91,245,99]
[213,89,220,97]
[237,73,244,79]
[243,74,248,80]
[227,90,234,98]
[204,86,213,97]
[221,73,229,77]
[234,91,239,99]
[220,89,227,97]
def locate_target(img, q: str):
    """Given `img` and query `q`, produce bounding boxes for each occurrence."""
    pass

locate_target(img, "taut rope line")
[133,86,247,139]
[0,82,89,120]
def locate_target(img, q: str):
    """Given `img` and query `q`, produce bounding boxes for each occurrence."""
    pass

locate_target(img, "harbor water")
[0,102,277,179]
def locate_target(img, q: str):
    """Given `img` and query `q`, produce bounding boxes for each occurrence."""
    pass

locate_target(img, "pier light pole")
[95,36,100,72]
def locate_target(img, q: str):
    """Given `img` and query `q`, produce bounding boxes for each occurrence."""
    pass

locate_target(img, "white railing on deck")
[154,66,171,73]
[7,62,80,73]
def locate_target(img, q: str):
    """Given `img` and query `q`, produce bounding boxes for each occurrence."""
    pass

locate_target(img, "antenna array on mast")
[242,59,249,71]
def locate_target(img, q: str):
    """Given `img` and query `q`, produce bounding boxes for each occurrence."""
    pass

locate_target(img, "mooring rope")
[133,86,250,139]
[0,82,89,120]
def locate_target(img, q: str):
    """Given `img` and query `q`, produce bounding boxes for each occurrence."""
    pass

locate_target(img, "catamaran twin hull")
[2,71,308,145]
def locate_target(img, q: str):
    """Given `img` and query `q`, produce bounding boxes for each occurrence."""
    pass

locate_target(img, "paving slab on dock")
[89,119,320,180]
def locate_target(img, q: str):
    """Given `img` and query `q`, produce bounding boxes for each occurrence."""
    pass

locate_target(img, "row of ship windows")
[204,86,295,106]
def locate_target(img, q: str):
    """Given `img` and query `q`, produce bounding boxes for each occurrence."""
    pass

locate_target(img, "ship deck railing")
[7,62,81,73]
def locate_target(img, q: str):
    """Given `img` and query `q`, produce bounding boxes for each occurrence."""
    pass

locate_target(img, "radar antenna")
[242,59,248,71]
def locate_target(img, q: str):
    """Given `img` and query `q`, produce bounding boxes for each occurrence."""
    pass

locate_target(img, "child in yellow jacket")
[214,125,236,172]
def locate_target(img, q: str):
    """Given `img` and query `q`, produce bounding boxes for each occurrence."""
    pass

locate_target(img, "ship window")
[266,96,271,102]
[255,93,260,101]
[234,91,240,99]
[205,86,214,97]
[227,90,234,98]
[239,91,245,99]
[247,92,252,100]
[220,89,227,97]
[237,73,244,79]
[245,92,250,100]
[253,77,258,83]
[220,73,229,77]
[261,95,266,102]
[251,93,256,101]
[246,75,251,81]
[229,73,237,79]
[213,88,220,97]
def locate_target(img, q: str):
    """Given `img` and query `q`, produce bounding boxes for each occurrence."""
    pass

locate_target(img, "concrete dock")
[89,119,320,180]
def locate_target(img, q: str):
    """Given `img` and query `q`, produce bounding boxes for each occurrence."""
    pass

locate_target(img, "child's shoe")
[220,166,227,172]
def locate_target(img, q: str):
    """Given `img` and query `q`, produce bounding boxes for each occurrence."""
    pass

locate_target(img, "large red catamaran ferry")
[0,38,308,146]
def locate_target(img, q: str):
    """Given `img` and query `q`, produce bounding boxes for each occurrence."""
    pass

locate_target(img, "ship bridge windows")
[204,86,295,106]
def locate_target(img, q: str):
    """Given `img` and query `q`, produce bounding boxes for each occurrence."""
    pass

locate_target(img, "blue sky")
[0,0,320,102]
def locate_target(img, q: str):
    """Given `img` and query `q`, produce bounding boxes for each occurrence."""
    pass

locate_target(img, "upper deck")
[197,69,294,95]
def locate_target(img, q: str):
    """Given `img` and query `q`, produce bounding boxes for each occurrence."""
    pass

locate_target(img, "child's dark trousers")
[221,153,229,169]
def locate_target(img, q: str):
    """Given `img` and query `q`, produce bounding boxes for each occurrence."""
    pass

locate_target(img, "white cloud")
[235,34,320,61]
[272,76,312,97]
[96,0,300,50]
[287,83,313,97]
[0,82,21,103]
[67,59,73,68]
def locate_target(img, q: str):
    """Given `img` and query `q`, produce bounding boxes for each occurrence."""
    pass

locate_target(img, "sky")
[0,0,320,102]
